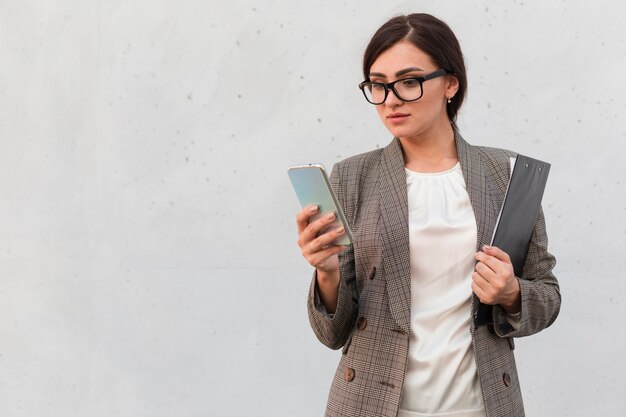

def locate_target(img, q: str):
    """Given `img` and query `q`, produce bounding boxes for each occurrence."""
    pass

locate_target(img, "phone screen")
[288,164,352,246]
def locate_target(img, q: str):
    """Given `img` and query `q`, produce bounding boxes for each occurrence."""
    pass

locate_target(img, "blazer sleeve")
[492,206,561,338]
[306,163,359,350]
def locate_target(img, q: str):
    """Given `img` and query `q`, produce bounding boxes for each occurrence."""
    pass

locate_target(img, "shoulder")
[334,147,385,174]
[467,144,519,196]
[474,144,517,165]
[331,147,385,189]
[330,146,385,214]
[474,144,517,178]
[459,132,516,177]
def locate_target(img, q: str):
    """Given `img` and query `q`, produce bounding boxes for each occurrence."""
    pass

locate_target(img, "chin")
[387,125,420,138]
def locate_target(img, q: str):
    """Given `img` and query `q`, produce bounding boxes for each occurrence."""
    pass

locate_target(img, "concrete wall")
[1,1,624,416]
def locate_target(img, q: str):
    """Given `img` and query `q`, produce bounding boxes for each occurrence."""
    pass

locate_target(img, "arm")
[304,163,358,350]
[307,245,358,349]
[472,148,560,337]
[491,208,561,337]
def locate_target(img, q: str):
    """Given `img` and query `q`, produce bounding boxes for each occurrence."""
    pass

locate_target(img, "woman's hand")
[296,205,347,314]
[472,245,521,314]
[296,205,347,274]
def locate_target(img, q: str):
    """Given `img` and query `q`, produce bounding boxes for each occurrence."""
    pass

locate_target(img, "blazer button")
[368,266,377,280]
[503,372,511,387]
[357,317,367,331]
[344,367,355,382]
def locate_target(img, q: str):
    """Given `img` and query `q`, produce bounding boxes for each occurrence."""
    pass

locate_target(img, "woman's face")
[368,41,458,140]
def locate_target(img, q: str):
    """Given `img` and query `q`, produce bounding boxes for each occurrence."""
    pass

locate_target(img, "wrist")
[316,268,340,287]
[501,277,521,314]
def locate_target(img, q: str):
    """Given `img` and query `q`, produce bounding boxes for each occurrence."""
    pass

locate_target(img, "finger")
[471,277,487,302]
[474,261,496,283]
[302,211,338,243]
[482,245,512,264]
[296,205,319,234]
[471,282,484,300]
[311,225,346,250]
[305,227,346,256]
[307,245,347,268]
[475,252,504,277]
[471,270,489,290]
[472,285,495,305]
[472,272,495,305]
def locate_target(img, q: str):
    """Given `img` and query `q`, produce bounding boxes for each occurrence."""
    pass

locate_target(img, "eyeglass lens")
[363,79,423,104]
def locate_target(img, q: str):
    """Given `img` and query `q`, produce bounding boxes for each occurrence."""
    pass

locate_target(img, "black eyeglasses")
[358,69,448,105]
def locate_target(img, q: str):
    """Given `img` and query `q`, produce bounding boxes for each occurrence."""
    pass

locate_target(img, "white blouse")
[398,162,486,417]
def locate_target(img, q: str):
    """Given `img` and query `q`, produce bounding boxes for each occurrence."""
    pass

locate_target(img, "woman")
[295,13,560,417]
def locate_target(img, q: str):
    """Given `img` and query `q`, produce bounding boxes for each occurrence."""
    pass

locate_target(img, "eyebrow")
[369,67,424,79]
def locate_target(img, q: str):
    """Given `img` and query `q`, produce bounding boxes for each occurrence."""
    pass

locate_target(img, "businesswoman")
[295,13,560,417]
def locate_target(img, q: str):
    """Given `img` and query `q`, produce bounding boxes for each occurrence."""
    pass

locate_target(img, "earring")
[447,97,452,104]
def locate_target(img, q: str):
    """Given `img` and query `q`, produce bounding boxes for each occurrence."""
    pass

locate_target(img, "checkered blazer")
[307,134,561,417]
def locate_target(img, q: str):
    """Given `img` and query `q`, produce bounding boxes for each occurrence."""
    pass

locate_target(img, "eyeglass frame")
[358,68,449,105]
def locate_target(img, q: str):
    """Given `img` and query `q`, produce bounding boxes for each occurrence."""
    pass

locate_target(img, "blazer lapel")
[456,133,498,249]
[456,133,505,326]
[379,138,412,334]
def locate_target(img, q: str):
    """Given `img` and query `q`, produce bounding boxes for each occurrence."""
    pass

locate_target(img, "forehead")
[369,41,436,75]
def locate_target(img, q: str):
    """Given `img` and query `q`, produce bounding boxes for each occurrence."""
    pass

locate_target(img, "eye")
[369,83,385,91]
[400,79,420,88]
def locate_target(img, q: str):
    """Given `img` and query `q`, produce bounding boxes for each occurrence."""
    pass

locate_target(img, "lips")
[387,113,410,121]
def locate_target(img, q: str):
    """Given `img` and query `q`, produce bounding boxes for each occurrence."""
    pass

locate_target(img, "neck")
[399,123,459,173]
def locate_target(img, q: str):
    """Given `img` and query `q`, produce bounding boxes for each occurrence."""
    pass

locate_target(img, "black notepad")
[474,154,551,327]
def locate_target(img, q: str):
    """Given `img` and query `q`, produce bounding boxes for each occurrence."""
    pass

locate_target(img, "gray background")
[1,1,624,416]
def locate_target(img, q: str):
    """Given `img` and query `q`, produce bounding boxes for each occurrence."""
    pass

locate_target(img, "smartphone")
[287,163,353,246]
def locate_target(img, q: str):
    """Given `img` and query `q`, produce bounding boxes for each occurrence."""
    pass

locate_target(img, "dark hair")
[363,13,467,121]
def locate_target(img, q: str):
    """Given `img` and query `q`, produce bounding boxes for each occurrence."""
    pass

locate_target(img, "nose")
[384,88,404,107]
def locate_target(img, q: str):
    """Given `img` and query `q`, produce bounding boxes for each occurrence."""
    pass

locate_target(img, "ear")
[445,75,460,99]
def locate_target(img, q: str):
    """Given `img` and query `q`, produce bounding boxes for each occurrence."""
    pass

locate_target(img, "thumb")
[482,245,512,264]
